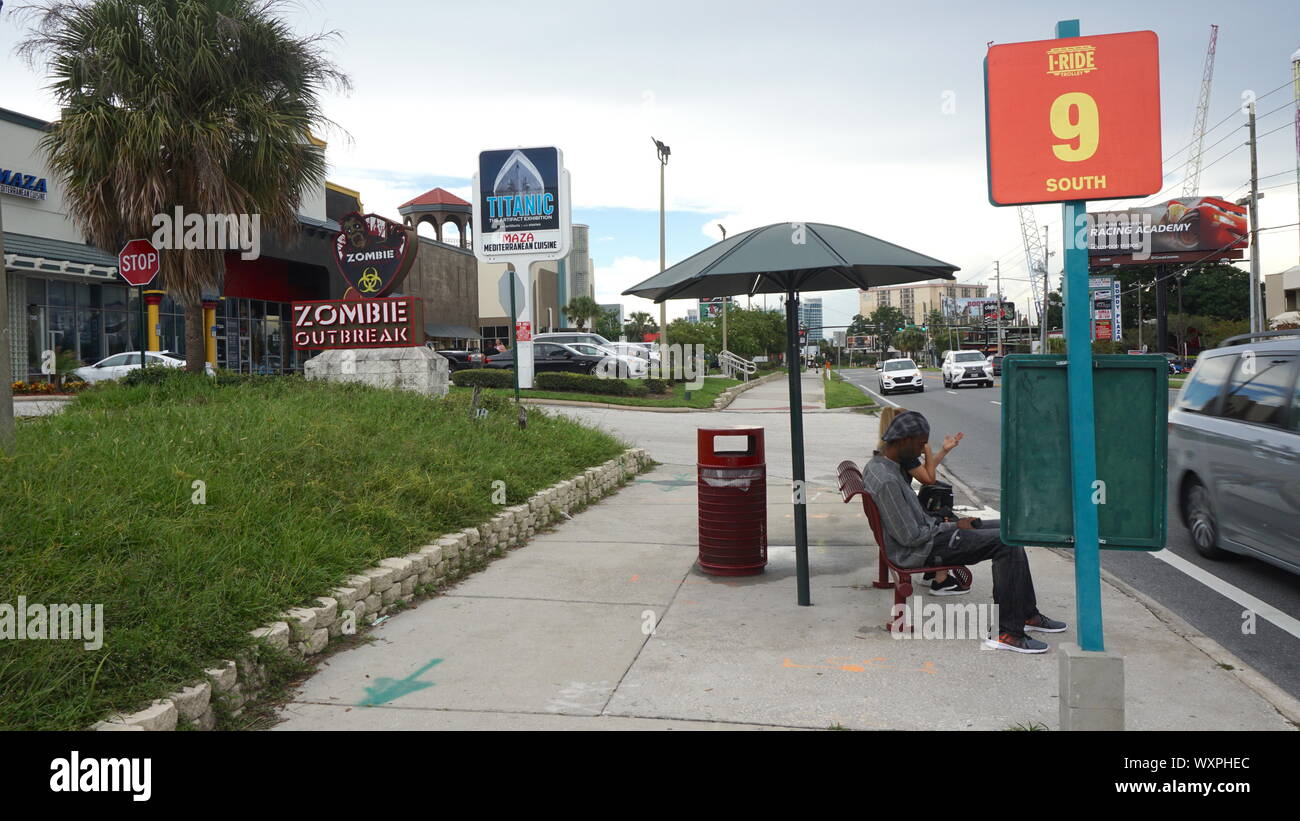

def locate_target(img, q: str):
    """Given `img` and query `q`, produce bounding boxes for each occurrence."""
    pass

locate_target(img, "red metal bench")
[836,459,972,632]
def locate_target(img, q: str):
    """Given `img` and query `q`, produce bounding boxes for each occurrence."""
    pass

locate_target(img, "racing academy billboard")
[473,146,571,261]
[1086,196,1247,264]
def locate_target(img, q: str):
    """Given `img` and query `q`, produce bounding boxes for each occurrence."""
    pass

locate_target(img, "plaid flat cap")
[881,410,930,442]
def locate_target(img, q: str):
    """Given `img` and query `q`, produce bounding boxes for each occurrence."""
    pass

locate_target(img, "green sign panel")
[1000,354,1167,550]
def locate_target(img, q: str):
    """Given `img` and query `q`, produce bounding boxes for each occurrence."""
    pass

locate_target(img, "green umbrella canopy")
[622,222,960,302]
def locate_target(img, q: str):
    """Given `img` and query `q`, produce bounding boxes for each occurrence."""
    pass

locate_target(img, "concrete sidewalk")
[274,457,1293,731]
[726,369,826,412]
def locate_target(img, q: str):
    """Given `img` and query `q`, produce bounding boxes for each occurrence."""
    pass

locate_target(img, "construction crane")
[1017,205,1048,339]
[1182,24,1219,197]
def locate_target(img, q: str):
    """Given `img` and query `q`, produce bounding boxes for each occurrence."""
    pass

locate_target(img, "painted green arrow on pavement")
[359,658,443,707]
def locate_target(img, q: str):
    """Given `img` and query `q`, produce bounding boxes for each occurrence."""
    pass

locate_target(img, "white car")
[74,351,212,383]
[564,343,649,378]
[878,358,923,395]
[942,349,994,388]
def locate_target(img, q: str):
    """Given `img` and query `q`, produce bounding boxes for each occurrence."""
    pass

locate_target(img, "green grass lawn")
[451,376,742,409]
[0,373,626,730]
[824,371,876,410]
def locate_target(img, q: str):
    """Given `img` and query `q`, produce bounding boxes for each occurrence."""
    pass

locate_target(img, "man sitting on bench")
[863,410,1068,654]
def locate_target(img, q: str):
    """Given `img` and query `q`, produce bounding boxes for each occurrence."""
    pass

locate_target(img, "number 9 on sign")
[1050,92,1099,162]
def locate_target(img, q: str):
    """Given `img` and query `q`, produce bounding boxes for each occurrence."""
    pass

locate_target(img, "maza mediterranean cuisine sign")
[472,146,571,261]
[291,296,423,350]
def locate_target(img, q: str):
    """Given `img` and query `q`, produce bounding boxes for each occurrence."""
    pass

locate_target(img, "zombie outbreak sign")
[333,212,417,298]
[291,296,423,350]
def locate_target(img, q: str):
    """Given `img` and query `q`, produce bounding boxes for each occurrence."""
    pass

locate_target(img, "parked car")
[564,343,649,378]
[73,351,212,383]
[878,358,923,395]
[532,331,614,348]
[485,341,612,376]
[432,348,485,371]
[1168,330,1300,575]
[942,349,994,388]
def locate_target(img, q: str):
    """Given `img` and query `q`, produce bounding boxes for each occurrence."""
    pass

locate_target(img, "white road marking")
[990,400,1001,405]
[946,390,957,395]
[1151,549,1300,640]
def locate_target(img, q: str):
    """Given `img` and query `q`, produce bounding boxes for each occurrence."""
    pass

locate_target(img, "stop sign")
[118,238,160,287]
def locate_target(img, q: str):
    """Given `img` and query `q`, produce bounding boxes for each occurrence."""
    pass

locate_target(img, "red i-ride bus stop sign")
[117,239,160,287]
[985,30,1162,206]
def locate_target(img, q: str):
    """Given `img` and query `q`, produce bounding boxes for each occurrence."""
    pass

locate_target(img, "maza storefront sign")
[0,167,48,201]
[472,146,572,390]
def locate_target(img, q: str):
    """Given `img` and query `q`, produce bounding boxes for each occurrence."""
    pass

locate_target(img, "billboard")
[699,296,731,319]
[955,298,1015,323]
[473,146,571,261]
[1087,196,1247,260]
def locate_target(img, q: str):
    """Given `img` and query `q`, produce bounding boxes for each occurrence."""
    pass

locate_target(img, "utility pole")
[1246,101,1263,333]
[0,202,13,451]
[1042,226,1051,349]
[995,260,1004,355]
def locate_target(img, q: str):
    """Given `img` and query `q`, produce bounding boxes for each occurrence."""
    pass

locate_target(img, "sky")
[3,0,1298,337]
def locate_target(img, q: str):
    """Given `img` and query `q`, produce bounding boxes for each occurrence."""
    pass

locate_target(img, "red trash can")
[697,427,767,576]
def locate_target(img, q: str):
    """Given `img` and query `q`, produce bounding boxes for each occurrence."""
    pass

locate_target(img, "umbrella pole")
[785,291,811,606]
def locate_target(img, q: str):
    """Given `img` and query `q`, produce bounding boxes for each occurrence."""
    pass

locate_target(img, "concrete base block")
[304,347,449,397]
[1059,642,1124,731]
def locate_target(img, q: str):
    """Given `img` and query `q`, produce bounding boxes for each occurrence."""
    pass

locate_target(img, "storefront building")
[3,107,479,380]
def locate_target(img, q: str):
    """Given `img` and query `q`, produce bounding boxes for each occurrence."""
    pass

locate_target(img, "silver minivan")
[1168,331,1300,575]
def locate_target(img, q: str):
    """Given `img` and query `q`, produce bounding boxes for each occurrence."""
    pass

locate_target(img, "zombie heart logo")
[332,212,418,298]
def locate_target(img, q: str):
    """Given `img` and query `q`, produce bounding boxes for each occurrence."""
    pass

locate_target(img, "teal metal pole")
[1058,18,1104,652]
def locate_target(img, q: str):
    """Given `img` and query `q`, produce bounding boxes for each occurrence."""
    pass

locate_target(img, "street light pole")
[653,137,670,360]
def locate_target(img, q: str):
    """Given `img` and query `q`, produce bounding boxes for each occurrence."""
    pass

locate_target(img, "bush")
[121,363,174,387]
[644,378,668,394]
[535,372,648,396]
[451,368,515,389]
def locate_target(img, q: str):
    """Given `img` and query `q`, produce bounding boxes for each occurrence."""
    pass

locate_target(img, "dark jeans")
[927,519,1039,638]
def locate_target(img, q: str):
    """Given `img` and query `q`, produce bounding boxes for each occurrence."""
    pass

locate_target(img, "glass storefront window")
[79,309,102,365]
[102,285,127,311]
[48,280,73,307]
[104,311,130,356]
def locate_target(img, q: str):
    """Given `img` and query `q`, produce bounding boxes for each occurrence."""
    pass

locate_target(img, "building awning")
[425,323,481,340]
[3,231,120,279]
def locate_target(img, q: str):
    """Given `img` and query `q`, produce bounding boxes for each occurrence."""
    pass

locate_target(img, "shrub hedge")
[535,372,648,396]
[451,368,515,388]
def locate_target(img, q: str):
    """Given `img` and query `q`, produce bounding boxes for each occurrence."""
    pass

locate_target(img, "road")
[840,366,1300,703]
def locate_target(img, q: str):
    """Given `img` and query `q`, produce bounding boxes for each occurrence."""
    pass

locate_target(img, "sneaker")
[929,575,969,596]
[984,632,1049,654]
[1024,613,1068,633]
[919,571,936,587]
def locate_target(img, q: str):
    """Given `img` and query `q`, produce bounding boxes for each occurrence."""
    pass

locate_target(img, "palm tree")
[18,0,349,372]
[565,296,602,332]
[625,311,655,341]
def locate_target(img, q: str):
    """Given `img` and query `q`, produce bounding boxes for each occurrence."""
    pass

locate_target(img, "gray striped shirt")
[862,453,956,568]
